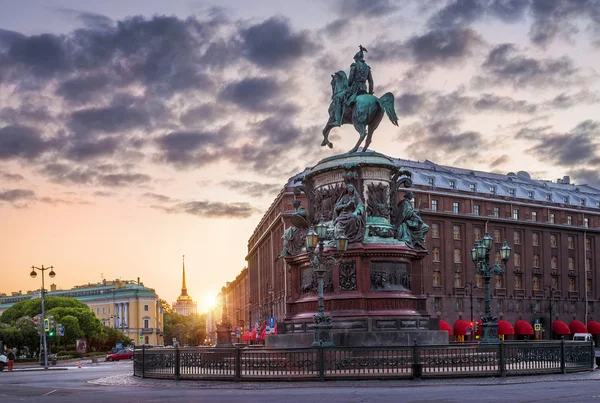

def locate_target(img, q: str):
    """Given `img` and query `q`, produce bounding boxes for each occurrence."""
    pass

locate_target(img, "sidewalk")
[8,357,98,371]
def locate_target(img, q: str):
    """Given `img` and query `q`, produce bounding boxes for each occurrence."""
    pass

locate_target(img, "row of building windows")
[429,201,590,227]
[433,296,594,313]
[427,178,596,207]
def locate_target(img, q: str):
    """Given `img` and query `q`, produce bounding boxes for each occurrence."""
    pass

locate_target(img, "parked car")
[0,353,7,371]
[105,349,134,362]
[573,333,594,342]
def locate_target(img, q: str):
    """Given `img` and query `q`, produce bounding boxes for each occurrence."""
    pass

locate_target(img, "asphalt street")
[1,360,600,402]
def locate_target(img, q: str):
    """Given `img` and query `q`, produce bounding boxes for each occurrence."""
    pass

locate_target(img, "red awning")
[453,319,470,336]
[588,321,600,335]
[498,320,515,336]
[514,320,534,335]
[569,320,587,334]
[439,320,453,335]
[552,320,571,335]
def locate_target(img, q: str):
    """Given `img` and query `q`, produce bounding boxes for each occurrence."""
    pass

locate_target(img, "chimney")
[137,277,140,284]
[563,176,570,184]
[50,284,57,292]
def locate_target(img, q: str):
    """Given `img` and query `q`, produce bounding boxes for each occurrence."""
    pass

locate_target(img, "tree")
[0,297,90,324]
[60,315,84,346]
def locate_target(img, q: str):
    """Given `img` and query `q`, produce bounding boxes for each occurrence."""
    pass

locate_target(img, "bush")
[57,350,78,357]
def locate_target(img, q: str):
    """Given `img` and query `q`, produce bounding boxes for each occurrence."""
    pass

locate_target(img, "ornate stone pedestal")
[271,152,447,347]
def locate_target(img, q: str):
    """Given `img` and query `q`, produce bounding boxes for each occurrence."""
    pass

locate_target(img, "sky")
[1,0,599,313]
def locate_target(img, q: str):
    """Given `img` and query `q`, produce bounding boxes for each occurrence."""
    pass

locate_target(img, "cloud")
[0,189,35,202]
[0,171,24,181]
[154,128,228,168]
[241,16,317,68]
[221,180,281,198]
[427,0,529,29]
[570,168,600,189]
[142,192,171,203]
[56,74,111,103]
[68,104,151,136]
[477,43,579,88]
[334,0,401,18]
[152,200,257,218]
[0,125,52,160]
[545,91,600,109]
[97,173,151,187]
[219,77,291,113]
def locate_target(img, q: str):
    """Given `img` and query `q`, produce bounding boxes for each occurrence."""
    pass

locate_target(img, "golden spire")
[181,255,188,297]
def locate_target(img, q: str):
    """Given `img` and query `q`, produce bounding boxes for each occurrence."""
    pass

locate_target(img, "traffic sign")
[44,318,50,332]
[269,317,275,327]
[58,326,65,337]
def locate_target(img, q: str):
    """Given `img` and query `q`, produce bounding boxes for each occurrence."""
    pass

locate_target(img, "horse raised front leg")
[321,123,334,148]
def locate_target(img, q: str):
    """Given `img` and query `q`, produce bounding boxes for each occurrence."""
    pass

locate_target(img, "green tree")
[60,315,84,345]
[0,297,90,324]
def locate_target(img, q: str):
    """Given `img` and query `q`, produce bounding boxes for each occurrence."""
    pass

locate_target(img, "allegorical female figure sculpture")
[278,199,310,259]
[394,191,429,249]
[332,183,366,243]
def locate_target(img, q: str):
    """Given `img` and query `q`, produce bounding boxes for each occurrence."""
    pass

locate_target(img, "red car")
[105,349,134,362]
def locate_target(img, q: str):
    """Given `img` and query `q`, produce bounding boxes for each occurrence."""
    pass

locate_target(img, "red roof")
[498,320,514,335]
[453,319,470,336]
[588,321,600,335]
[552,320,571,335]
[515,320,534,335]
[439,320,453,335]
[569,320,588,334]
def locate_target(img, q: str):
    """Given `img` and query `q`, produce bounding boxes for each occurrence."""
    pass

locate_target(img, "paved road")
[1,360,600,402]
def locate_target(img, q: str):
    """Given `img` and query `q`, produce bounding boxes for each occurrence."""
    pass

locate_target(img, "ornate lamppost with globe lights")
[471,233,511,343]
[30,265,56,369]
[305,218,347,347]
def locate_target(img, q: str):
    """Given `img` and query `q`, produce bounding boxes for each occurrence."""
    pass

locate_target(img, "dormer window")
[509,189,515,196]
[449,180,455,189]
[490,186,496,194]
[428,177,435,186]
[528,191,534,198]
[470,184,476,192]
[581,199,586,206]
[547,194,552,202]
[564,196,569,203]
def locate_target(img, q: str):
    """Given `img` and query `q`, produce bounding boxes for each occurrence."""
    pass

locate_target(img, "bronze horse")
[322,71,398,153]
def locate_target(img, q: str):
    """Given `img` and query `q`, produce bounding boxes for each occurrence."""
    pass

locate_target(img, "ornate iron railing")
[134,339,594,381]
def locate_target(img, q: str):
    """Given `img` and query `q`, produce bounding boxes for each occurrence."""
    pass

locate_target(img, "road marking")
[44,390,57,395]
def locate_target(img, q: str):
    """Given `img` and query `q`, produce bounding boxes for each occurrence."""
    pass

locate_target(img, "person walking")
[7,349,15,371]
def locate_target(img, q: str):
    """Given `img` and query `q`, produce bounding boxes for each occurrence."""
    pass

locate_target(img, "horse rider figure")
[332,45,374,126]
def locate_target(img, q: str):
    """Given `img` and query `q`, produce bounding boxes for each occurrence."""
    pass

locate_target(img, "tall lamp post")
[465,281,476,340]
[471,233,511,343]
[544,285,556,340]
[305,218,347,347]
[30,265,56,369]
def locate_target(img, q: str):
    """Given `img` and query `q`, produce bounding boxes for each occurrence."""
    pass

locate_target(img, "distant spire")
[181,255,188,296]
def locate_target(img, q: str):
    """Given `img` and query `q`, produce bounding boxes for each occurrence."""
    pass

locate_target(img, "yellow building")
[0,278,164,346]
[172,256,197,316]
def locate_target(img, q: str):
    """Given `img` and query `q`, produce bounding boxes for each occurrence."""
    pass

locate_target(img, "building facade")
[219,156,600,339]
[0,278,164,346]
[172,256,197,316]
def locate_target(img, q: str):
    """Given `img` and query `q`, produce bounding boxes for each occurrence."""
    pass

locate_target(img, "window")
[533,254,540,268]
[494,229,501,243]
[551,276,558,289]
[567,215,572,225]
[495,251,501,264]
[586,238,591,251]
[513,209,519,220]
[516,300,523,312]
[515,275,523,289]
[144,304,149,312]
[432,271,441,286]
[96,308,99,314]
[431,200,438,211]
[449,180,455,189]
[434,297,441,311]
[108,307,110,314]
[474,204,480,216]
[568,236,574,249]
[477,298,483,310]
[453,225,461,240]
[584,218,589,228]
[490,186,496,194]
[102,307,105,314]
[569,278,576,292]
[456,297,464,311]
[143,319,150,329]
[493,207,499,217]
[564,196,570,203]
[514,231,521,244]
[432,247,440,262]
[452,202,459,214]
[431,223,440,238]
[533,276,541,291]
[476,274,483,288]
[528,191,534,198]
[474,227,482,242]
[496,275,504,289]
[551,256,558,269]
[550,234,557,248]
[531,211,537,221]
[509,189,515,196]
[497,299,504,312]
[581,199,587,206]
[587,279,593,292]
[550,213,555,223]
[454,248,462,263]
[586,258,591,272]
[532,232,539,246]
[514,253,521,266]
[568,257,575,270]
[428,177,435,186]
[454,272,463,287]
[470,183,477,192]
[547,194,552,202]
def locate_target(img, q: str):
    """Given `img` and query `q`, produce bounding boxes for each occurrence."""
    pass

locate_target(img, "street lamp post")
[305,218,347,347]
[465,281,476,340]
[30,265,56,369]
[471,233,511,343]
[544,285,556,340]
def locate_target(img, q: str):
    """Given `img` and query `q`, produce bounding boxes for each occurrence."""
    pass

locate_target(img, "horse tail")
[377,92,399,126]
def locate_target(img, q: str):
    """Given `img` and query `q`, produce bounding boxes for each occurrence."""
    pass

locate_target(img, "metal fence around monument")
[133,339,595,381]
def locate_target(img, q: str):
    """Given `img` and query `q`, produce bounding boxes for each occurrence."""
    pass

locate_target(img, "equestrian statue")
[321,45,399,153]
